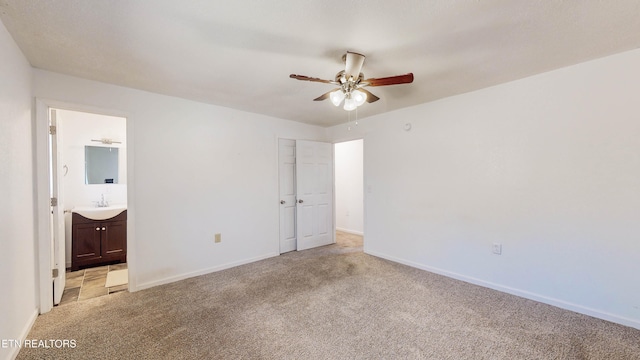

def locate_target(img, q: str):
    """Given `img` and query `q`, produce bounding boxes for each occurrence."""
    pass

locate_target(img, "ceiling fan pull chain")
[355,106,359,126]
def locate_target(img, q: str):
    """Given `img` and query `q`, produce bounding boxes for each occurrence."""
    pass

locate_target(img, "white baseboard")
[132,252,280,292]
[366,250,640,330]
[336,227,364,236]
[8,308,39,360]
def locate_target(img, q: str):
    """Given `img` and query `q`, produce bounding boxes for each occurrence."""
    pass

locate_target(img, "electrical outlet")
[215,233,221,243]
[492,243,502,255]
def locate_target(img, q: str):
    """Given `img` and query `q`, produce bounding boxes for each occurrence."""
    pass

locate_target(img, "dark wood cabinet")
[72,210,127,271]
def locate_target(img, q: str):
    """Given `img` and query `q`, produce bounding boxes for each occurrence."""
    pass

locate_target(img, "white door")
[278,139,297,253]
[50,109,66,305]
[295,140,334,250]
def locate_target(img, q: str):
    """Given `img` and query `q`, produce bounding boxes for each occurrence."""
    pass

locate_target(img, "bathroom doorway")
[47,107,129,307]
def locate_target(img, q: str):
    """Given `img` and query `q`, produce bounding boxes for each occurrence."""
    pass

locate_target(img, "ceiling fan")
[290,51,414,111]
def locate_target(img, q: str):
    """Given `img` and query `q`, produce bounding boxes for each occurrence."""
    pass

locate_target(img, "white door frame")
[34,99,134,313]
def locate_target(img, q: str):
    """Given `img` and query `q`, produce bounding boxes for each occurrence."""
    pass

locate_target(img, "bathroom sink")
[72,205,127,220]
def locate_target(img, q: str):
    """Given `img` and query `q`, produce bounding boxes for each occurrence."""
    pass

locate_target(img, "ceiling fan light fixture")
[352,89,367,106]
[330,90,345,106]
[343,98,357,111]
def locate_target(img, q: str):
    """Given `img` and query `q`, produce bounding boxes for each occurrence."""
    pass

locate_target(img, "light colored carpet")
[17,232,640,359]
[104,269,128,288]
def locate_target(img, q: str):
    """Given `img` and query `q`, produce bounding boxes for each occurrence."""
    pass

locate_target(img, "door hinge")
[52,268,59,278]
[50,197,58,207]
[49,125,56,135]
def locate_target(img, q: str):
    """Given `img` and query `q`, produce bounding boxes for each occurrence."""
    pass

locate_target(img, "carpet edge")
[365,249,640,330]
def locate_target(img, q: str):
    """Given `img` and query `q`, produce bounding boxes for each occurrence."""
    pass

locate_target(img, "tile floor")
[59,263,128,305]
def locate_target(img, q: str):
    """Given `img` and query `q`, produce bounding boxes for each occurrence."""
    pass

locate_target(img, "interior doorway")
[42,105,129,313]
[56,109,129,306]
[334,139,364,239]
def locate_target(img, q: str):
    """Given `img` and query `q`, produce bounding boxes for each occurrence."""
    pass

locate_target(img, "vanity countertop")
[72,205,127,220]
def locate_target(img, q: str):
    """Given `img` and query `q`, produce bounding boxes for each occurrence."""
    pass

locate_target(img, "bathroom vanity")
[71,209,127,271]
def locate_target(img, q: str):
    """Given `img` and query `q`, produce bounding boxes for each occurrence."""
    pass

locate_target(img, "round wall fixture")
[404,123,412,131]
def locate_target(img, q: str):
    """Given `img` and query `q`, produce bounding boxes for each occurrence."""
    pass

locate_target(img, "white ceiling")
[2,1,640,127]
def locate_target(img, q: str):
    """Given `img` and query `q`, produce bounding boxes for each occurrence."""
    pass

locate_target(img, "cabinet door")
[103,221,126,256]
[72,223,102,261]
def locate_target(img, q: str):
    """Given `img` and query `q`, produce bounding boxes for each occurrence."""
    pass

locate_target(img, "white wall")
[57,109,127,267]
[334,139,364,235]
[33,70,327,291]
[0,20,38,360]
[328,48,640,329]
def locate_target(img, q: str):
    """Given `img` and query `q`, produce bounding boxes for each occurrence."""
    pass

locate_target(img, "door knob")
[298,199,304,203]
[102,227,106,231]
[96,227,100,231]
[280,200,285,204]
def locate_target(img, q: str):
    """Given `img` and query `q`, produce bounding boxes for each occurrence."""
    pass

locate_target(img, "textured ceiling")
[2,1,640,127]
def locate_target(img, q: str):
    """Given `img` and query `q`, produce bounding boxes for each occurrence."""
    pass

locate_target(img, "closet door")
[278,139,297,253]
[295,140,334,250]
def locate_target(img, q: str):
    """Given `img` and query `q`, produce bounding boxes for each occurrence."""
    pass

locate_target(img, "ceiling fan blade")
[289,74,338,84]
[313,88,340,101]
[363,73,414,87]
[344,51,365,80]
[359,88,380,103]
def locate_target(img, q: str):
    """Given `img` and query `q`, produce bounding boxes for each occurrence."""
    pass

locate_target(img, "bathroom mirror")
[85,146,119,184]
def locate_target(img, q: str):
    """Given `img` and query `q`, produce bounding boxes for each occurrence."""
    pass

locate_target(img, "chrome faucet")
[97,194,109,208]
